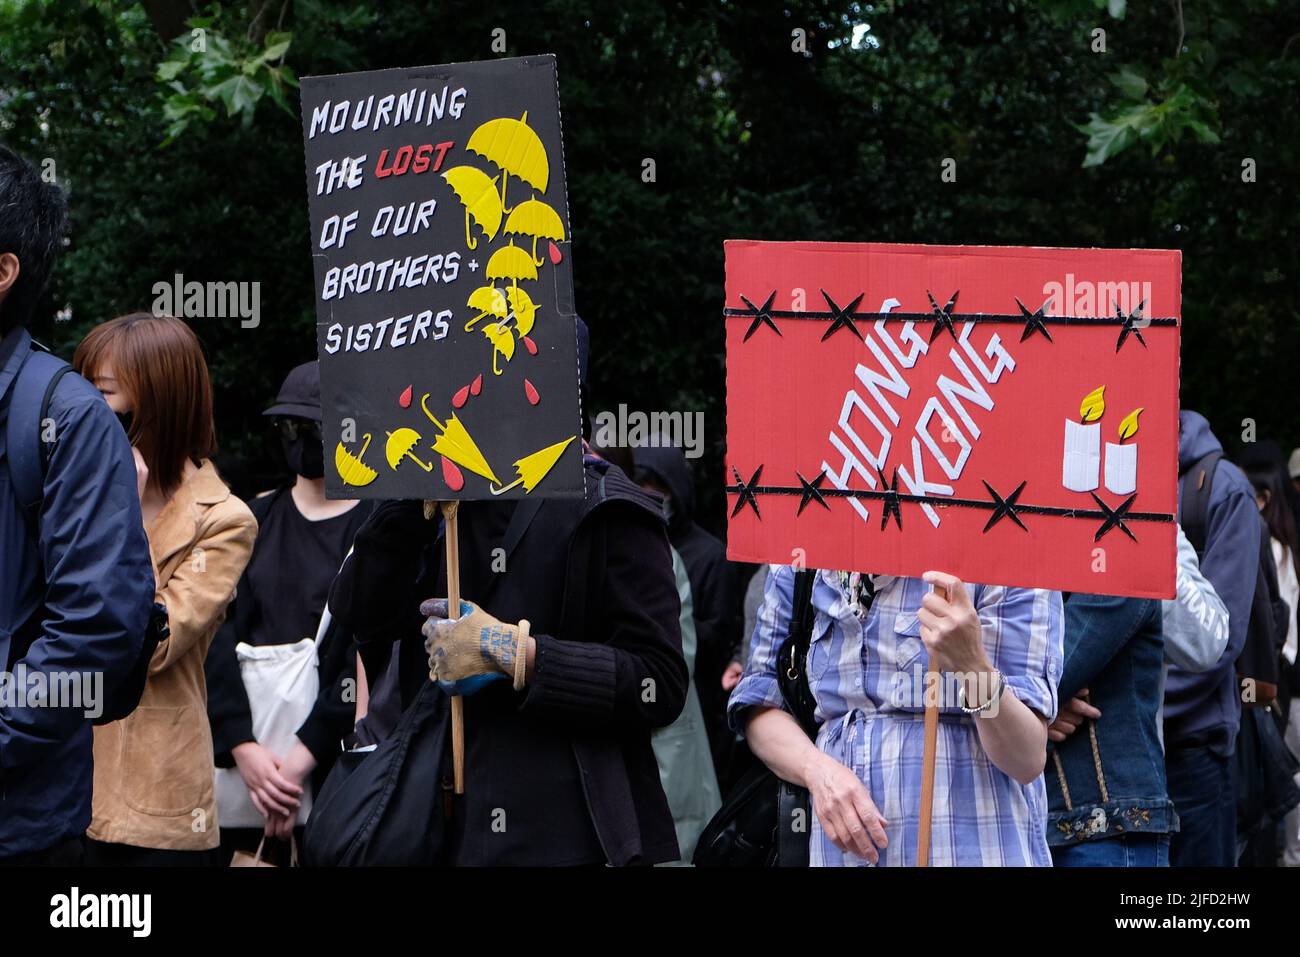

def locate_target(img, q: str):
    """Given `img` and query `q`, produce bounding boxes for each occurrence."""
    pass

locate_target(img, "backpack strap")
[1178,449,1222,558]
[6,345,73,521]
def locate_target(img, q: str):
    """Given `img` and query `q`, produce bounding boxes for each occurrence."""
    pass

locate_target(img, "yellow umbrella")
[503,197,566,266]
[505,286,538,337]
[490,436,576,495]
[335,434,377,487]
[441,166,503,250]
[385,428,434,472]
[466,112,549,212]
[420,394,501,484]
[485,240,538,289]
[483,321,516,375]
[465,284,508,331]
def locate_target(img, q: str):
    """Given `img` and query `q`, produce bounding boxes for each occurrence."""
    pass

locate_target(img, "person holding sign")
[729,567,1062,866]
[328,418,688,865]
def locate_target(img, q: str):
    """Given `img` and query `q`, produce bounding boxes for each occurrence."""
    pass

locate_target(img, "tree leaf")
[1080,113,1137,167]
[156,59,186,81]
[1109,67,1147,100]
[261,39,291,63]
[208,74,262,117]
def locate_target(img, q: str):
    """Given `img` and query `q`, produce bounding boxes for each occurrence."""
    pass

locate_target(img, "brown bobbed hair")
[74,313,217,494]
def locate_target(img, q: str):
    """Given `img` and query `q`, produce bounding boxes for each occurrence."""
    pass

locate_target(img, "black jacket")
[329,455,687,865]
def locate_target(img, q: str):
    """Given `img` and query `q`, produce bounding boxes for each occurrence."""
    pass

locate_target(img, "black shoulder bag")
[302,497,544,866]
[693,569,818,867]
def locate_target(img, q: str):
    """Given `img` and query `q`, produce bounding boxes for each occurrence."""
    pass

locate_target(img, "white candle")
[1105,441,1137,495]
[1063,419,1101,492]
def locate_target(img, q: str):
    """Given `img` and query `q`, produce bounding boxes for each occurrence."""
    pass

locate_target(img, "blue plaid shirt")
[729,566,1063,866]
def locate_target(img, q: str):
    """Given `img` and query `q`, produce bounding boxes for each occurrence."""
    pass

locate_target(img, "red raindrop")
[451,384,470,409]
[470,373,483,396]
[524,379,540,406]
[548,241,563,265]
[522,336,538,356]
[441,455,465,492]
[398,384,413,408]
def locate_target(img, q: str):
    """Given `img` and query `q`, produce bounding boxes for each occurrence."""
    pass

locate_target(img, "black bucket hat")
[263,361,322,422]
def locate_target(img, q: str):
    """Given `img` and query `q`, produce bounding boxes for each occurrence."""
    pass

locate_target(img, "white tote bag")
[214,629,321,830]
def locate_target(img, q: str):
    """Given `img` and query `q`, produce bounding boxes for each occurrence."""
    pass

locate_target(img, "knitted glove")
[420,598,530,695]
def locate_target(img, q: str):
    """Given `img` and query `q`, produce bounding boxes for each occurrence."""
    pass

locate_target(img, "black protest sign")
[299,55,582,501]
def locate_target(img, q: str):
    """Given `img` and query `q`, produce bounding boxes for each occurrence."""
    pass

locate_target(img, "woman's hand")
[232,741,303,819]
[1047,693,1102,743]
[262,741,317,839]
[265,812,295,841]
[802,749,889,863]
[721,660,743,692]
[917,571,990,675]
[279,740,317,788]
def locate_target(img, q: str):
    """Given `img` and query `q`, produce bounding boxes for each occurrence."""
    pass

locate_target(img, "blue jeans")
[1166,745,1236,867]
[1051,833,1170,867]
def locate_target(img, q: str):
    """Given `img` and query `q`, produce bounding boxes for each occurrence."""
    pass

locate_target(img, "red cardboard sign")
[724,241,1181,599]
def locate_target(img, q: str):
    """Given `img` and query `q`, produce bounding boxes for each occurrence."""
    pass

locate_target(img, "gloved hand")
[420,598,530,696]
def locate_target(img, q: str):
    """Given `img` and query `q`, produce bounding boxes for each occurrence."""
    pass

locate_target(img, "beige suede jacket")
[88,460,255,850]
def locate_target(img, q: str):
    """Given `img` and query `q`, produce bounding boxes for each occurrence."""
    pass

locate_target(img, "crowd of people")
[3,142,1300,868]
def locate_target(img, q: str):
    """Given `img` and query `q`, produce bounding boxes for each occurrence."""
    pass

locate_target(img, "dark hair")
[0,145,68,333]
[74,313,217,495]
[1247,460,1300,587]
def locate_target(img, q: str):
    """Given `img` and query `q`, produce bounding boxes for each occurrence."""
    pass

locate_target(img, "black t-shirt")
[244,490,373,647]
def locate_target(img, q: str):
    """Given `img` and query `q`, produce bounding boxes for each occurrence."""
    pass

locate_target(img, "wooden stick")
[442,501,465,794]
[916,582,947,867]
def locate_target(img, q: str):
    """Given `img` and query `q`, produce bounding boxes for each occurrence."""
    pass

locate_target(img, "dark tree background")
[2,0,1296,534]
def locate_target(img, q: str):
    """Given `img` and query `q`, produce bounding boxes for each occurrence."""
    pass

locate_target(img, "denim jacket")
[1045,593,1178,845]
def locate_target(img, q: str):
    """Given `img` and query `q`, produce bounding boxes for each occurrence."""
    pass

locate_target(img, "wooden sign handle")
[916,582,947,867]
[426,499,466,795]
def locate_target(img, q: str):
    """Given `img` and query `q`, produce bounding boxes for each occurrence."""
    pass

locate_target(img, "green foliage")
[157,13,296,144]
[1,0,1297,525]
[1079,75,1220,167]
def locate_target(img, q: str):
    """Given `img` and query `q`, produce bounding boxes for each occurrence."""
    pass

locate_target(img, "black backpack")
[1179,450,1288,709]
[5,340,167,726]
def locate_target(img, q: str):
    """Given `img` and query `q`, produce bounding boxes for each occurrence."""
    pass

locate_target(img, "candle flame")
[1079,385,1105,423]
[1118,407,1143,441]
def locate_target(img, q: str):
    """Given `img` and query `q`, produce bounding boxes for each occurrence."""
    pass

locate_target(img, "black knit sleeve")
[520,504,687,730]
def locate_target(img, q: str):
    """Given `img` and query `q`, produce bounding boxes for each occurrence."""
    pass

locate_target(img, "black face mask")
[115,409,135,439]
[281,433,325,479]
